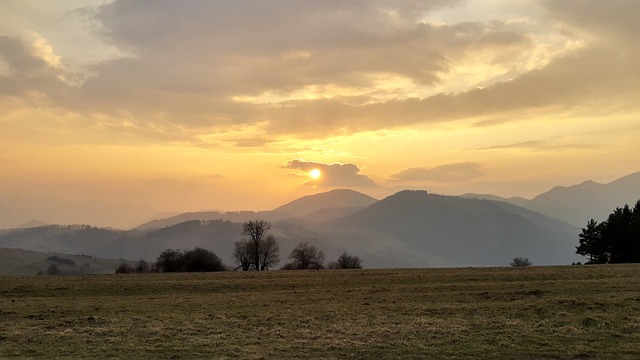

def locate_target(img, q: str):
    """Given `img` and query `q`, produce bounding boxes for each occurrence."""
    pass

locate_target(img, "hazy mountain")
[526,172,640,227]
[331,190,580,267]
[134,210,291,231]
[0,193,157,230]
[0,247,133,275]
[133,188,377,231]
[460,172,640,228]
[0,189,585,269]
[273,189,377,218]
[0,225,130,258]
[459,193,529,208]
[302,206,366,222]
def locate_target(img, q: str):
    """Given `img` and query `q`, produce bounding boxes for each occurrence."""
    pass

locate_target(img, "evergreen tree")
[576,200,640,264]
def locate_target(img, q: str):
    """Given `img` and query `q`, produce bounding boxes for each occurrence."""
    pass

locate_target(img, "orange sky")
[1,0,639,228]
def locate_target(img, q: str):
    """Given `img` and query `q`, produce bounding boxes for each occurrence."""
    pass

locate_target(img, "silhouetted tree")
[284,242,325,269]
[510,257,531,267]
[46,264,61,275]
[115,263,135,274]
[576,219,608,264]
[241,220,279,271]
[576,200,640,264]
[135,259,150,273]
[156,248,184,272]
[259,234,280,270]
[182,247,225,272]
[337,252,363,269]
[232,239,253,271]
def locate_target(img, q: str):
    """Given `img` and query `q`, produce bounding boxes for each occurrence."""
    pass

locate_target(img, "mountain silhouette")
[273,189,377,218]
[0,185,599,268]
[526,172,640,227]
[332,190,579,266]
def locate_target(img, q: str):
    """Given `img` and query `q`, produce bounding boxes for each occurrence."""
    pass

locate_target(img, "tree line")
[232,220,362,270]
[116,219,362,273]
[576,199,640,264]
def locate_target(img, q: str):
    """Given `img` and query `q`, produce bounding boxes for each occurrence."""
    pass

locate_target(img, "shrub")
[511,257,532,267]
[337,253,363,269]
[115,263,135,274]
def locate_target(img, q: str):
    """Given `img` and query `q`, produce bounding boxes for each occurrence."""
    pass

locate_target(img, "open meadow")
[1,265,639,359]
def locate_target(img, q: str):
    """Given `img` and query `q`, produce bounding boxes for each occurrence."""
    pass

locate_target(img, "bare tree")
[232,239,253,271]
[337,252,362,269]
[285,242,325,270]
[240,220,279,271]
[259,234,280,270]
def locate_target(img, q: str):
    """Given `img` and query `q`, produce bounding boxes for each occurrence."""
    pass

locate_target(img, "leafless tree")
[285,242,325,270]
[259,234,280,270]
[232,239,253,271]
[239,220,279,271]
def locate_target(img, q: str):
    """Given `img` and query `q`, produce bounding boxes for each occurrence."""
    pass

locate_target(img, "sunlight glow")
[309,168,322,179]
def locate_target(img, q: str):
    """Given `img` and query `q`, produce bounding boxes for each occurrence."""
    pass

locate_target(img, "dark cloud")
[284,159,376,188]
[0,35,71,97]
[389,162,483,182]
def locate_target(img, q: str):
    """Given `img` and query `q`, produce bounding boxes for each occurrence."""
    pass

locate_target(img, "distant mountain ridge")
[6,172,639,269]
[134,189,378,230]
[0,190,581,268]
[134,211,292,231]
[462,171,640,227]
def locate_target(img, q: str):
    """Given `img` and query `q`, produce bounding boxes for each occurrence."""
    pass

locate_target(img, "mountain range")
[462,171,640,227]
[1,172,639,271]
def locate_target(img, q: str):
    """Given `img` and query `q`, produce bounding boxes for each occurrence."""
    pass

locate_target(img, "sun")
[309,168,322,179]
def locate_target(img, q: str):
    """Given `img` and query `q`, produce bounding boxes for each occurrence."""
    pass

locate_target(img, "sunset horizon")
[2,1,639,227]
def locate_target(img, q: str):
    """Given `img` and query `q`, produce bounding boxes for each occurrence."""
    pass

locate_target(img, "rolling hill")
[0,247,134,275]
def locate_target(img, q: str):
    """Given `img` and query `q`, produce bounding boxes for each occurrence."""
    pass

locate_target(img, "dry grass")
[1,265,639,359]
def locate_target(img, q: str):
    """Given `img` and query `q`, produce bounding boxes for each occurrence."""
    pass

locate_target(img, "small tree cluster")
[576,200,640,264]
[232,220,280,271]
[337,252,363,269]
[116,259,152,274]
[156,247,225,272]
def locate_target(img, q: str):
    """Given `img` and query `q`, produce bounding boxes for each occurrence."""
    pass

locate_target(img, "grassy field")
[1,265,639,359]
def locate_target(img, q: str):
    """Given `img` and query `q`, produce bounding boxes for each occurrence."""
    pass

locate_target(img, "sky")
[1,0,639,228]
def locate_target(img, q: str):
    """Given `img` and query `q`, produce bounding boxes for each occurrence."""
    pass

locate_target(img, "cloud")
[2,1,640,146]
[284,159,376,188]
[389,162,483,182]
[476,140,592,151]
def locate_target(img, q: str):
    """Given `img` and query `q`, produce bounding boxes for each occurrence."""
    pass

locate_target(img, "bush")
[115,263,135,274]
[182,247,225,272]
[511,257,532,267]
[337,253,363,269]
[156,248,225,272]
